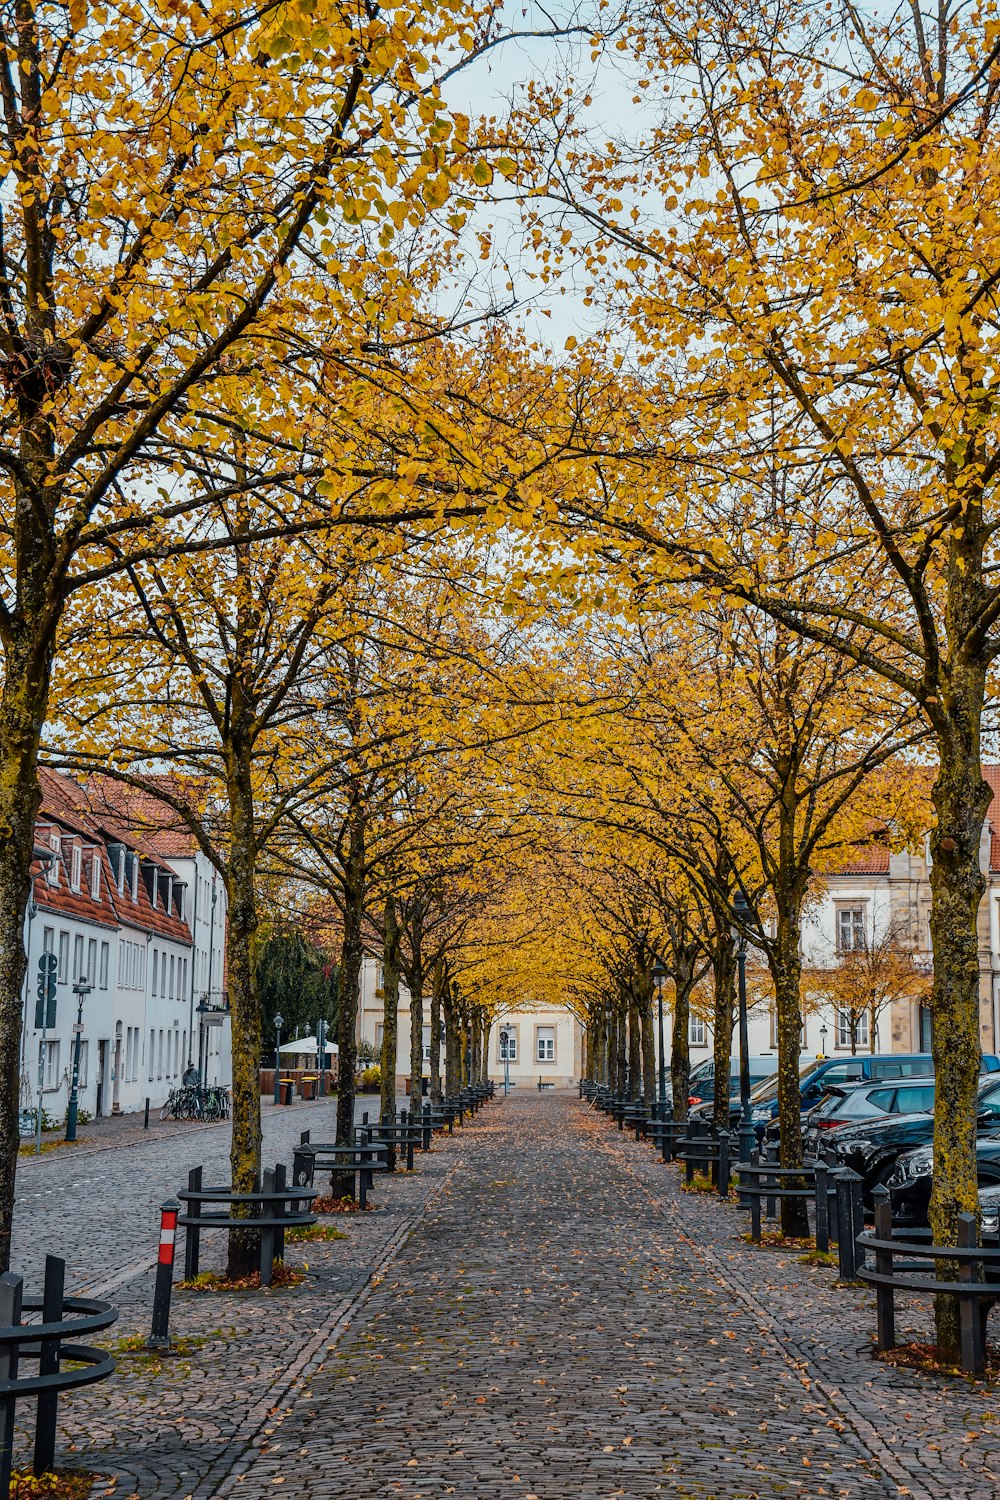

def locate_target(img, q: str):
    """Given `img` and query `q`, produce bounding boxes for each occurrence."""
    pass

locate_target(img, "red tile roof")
[79,775,200,859]
[36,771,192,944]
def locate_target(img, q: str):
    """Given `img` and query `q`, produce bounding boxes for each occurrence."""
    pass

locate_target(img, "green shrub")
[359,1065,381,1088]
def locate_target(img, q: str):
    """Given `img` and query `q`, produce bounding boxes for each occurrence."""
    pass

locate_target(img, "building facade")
[356,958,583,1090]
[20,771,230,1126]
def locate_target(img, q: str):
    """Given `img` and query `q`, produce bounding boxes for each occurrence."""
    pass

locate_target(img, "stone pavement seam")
[589,1109,937,1500]
[201,1148,462,1500]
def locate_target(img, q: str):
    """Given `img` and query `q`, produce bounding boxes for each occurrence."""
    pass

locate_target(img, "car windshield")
[750,1061,823,1107]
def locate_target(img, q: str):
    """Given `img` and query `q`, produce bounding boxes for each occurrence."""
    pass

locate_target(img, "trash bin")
[300,1076,317,1101]
[279,1080,294,1106]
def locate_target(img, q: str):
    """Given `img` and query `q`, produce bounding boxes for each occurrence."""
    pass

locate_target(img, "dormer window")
[130,854,139,902]
[47,835,61,886]
[70,843,82,893]
[89,853,101,901]
[165,880,173,917]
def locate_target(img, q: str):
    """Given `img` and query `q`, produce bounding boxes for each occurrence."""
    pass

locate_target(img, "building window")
[837,907,866,952]
[69,843,82,892]
[42,926,54,958]
[89,853,101,901]
[169,954,175,1000]
[87,938,97,988]
[39,1039,59,1090]
[689,1015,707,1047]
[421,1024,431,1062]
[76,1040,89,1090]
[152,951,158,997]
[73,934,84,985]
[498,1027,517,1062]
[836,1008,870,1050]
[47,836,61,885]
[536,1026,555,1063]
[149,1029,155,1082]
[57,931,69,985]
[157,1030,164,1078]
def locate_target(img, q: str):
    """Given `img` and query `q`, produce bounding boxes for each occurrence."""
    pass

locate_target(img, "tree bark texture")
[379,897,399,1124]
[772,897,810,1237]
[711,931,736,1134]
[224,745,263,1278]
[928,711,991,1358]
[335,799,365,1147]
[429,961,443,1102]
[627,997,641,1101]
[0,655,49,1272]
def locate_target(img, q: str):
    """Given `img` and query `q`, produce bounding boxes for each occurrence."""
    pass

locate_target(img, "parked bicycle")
[160,1085,230,1121]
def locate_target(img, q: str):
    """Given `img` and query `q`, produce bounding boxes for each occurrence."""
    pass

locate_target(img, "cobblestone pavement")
[20,1092,1000,1499]
[228,1094,1000,1500]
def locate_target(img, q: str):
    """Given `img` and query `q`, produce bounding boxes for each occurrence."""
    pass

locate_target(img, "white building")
[19,771,230,1126]
[356,958,583,1089]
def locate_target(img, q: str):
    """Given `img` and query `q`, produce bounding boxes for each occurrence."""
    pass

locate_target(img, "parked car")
[819,1071,1000,1209]
[887,1130,1000,1226]
[750,1051,1000,1132]
[795,1078,938,1155]
[687,1054,777,1112]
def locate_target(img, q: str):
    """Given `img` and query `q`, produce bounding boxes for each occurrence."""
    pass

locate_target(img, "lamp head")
[274,1012,284,1032]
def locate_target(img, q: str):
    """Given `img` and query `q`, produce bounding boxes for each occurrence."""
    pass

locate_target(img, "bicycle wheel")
[160,1093,175,1121]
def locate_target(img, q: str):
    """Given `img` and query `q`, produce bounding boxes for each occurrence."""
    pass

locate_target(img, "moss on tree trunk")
[928,720,991,1358]
[0,657,49,1272]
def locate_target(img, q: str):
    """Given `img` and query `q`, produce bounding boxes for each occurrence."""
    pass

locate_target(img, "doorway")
[112,1023,122,1114]
[96,1040,108,1116]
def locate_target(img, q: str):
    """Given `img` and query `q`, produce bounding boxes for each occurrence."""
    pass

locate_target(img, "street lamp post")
[652,958,668,1119]
[819,1024,828,1059]
[65,976,91,1142]
[317,1017,327,1098]
[273,1013,284,1106]
[732,891,757,1168]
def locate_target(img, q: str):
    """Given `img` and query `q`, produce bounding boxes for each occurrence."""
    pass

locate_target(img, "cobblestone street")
[17,1092,1000,1499]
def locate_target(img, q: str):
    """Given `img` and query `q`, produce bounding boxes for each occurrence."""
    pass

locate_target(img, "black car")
[824,1073,1000,1207]
[887,1132,1000,1226]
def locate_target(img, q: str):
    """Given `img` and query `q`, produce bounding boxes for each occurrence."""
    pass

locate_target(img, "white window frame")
[89,853,101,901]
[47,836,61,886]
[836,906,866,953]
[835,1007,870,1050]
[57,931,69,986]
[69,843,82,892]
[689,1015,707,1047]
[498,1027,518,1062]
[536,1027,555,1063]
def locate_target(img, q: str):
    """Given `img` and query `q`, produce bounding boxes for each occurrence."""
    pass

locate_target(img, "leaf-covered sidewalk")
[218,1093,994,1500]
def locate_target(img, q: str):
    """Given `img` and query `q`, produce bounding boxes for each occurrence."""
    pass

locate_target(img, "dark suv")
[885,1075,1000,1225]
[818,1071,1000,1207]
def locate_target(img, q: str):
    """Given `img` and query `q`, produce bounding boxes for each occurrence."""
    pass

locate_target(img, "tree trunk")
[613,1003,627,1096]
[335,799,365,1147]
[379,897,399,1124]
[627,996,641,1101]
[928,721,991,1357]
[638,972,656,1108]
[772,895,810,1237]
[0,657,50,1272]
[670,975,692,1124]
[225,746,263,1279]
[711,931,736,1135]
[444,983,461,1097]
[429,960,443,1102]
[408,930,424,1106]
